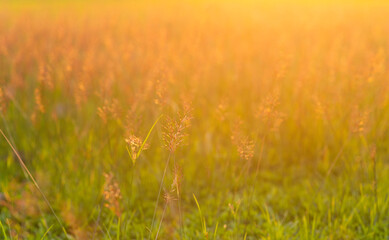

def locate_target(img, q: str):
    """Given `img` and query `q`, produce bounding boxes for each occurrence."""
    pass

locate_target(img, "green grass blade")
[193,193,207,235]
[193,193,202,220]
[136,114,163,159]
[40,225,53,240]
[213,221,218,240]
[0,221,8,240]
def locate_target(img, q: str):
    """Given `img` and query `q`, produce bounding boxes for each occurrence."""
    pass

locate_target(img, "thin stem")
[172,156,185,238]
[92,205,102,240]
[244,134,266,236]
[177,194,185,238]
[0,129,68,237]
[154,201,168,240]
[325,139,348,179]
[149,152,171,239]
[252,135,266,195]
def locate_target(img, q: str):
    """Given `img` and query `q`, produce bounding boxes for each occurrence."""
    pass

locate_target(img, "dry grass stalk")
[97,99,121,123]
[103,172,122,217]
[38,64,54,89]
[151,105,192,239]
[154,190,177,240]
[34,88,45,113]
[256,91,285,132]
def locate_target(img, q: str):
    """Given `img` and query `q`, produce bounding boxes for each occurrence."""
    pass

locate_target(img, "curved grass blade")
[136,114,163,159]
[40,224,54,240]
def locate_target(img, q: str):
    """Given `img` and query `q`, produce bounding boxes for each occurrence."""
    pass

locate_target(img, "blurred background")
[0,0,388,239]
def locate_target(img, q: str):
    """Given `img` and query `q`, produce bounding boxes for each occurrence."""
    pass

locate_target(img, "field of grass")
[0,1,389,239]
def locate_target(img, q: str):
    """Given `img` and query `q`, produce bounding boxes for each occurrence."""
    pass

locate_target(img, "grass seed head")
[231,121,255,162]
[171,164,183,196]
[34,88,45,113]
[163,104,193,153]
[103,172,122,217]
[125,134,149,161]
[97,99,121,123]
[351,107,369,135]
[163,190,177,204]
[237,137,255,162]
[256,91,285,132]
[38,63,53,89]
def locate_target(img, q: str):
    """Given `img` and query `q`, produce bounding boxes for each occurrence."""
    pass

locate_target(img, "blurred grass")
[0,0,389,239]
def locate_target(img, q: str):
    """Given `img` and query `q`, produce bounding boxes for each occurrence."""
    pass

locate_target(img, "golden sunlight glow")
[0,0,388,239]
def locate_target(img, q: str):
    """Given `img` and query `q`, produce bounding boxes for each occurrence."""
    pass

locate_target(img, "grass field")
[0,1,389,239]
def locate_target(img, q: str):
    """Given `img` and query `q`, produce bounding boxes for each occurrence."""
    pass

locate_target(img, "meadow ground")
[0,1,388,239]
